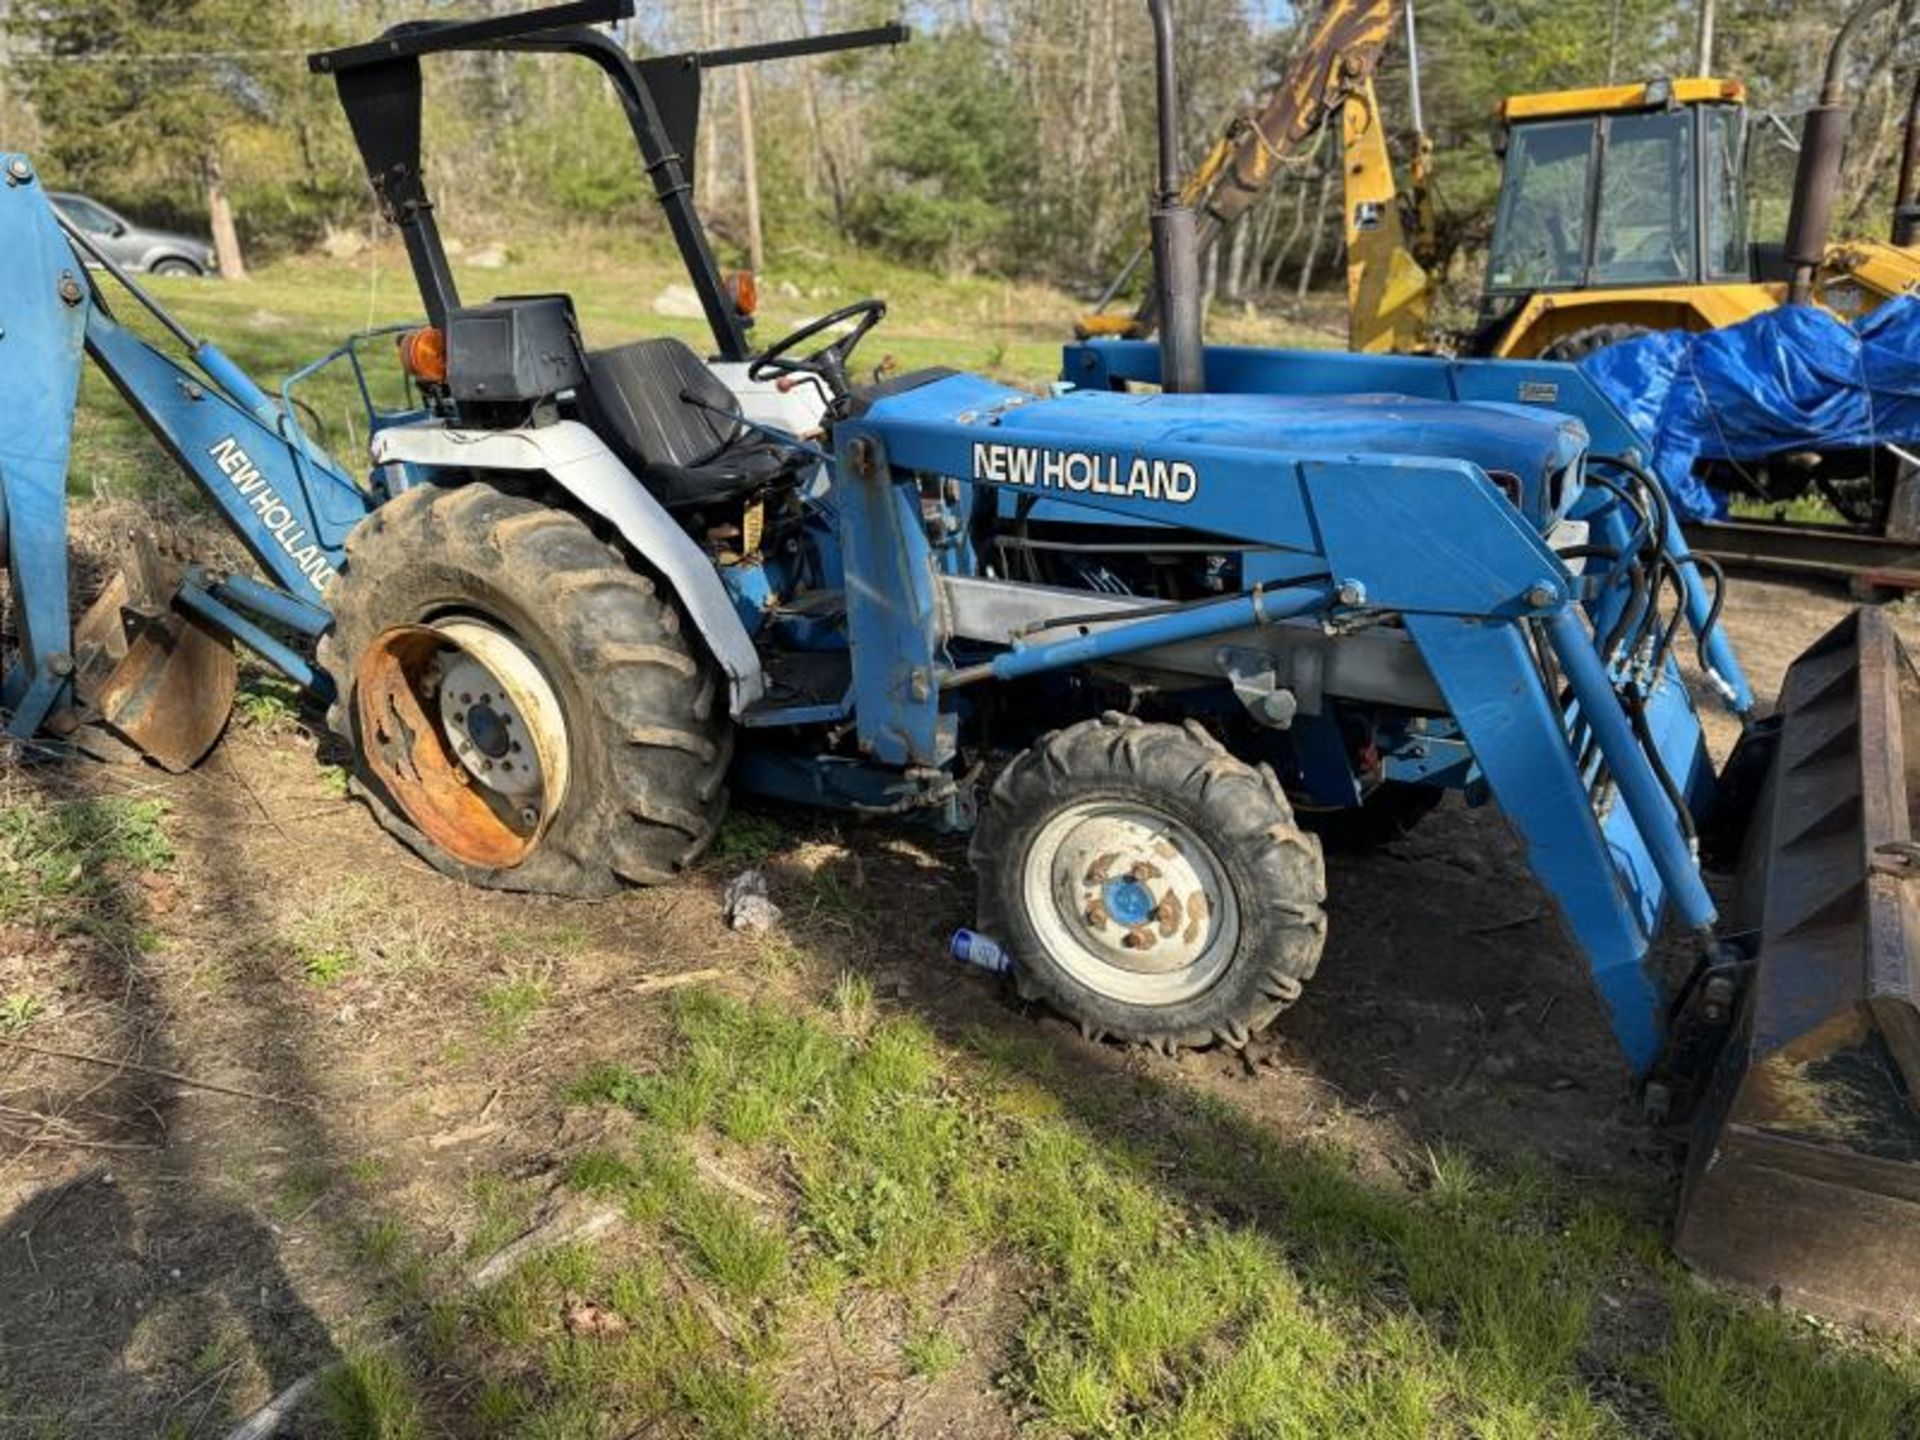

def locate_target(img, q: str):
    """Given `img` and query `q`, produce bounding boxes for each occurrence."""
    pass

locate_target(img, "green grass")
[232,671,306,732]
[0,793,171,935]
[481,969,551,1040]
[706,811,787,868]
[488,988,1920,1438]
[320,1349,426,1440]
[0,993,44,1034]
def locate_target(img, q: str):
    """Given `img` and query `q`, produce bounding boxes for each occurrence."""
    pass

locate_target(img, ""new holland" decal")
[971,442,1199,504]
[208,437,339,594]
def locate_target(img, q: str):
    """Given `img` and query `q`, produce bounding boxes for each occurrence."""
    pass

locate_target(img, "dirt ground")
[0,566,1910,1436]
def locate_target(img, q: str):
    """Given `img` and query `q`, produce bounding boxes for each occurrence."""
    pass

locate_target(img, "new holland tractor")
[3,0,1918,1330]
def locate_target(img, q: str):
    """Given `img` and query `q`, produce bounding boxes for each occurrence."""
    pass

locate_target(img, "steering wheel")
[749,298,888,400]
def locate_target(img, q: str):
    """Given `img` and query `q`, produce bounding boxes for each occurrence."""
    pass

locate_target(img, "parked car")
[49,192,219,278]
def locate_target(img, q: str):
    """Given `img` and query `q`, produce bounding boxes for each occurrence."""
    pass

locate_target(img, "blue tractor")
[3,0,1917,1330]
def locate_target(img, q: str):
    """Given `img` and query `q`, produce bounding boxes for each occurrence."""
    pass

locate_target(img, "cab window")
[1703,105,1748,279]
[1488,119,1594,291]
[1592,109,1696,285]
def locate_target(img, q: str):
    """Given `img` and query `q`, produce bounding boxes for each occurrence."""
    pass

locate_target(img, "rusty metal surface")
[354,625,537,871]
[72,564,237,774]
[1207,0,1396,228]
[1677,607,1920,1331]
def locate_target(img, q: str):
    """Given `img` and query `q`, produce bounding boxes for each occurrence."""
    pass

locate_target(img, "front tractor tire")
[971,714,1327,1050]
[318,480,731,898]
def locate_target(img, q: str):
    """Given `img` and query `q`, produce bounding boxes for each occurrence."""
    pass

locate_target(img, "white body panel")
[709,361,831,437]
[370,420,765,714]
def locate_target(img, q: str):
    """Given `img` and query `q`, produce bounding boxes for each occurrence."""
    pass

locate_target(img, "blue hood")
[996,388,1588,503]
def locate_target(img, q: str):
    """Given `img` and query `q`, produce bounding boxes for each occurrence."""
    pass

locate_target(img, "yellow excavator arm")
[1342,75,1433,352]
[1078,0,1417,342]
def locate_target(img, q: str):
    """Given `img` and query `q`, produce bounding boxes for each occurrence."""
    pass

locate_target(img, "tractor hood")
[863,373,1588,527]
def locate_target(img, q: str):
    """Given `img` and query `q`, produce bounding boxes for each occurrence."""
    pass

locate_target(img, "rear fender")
[368,420,765,714]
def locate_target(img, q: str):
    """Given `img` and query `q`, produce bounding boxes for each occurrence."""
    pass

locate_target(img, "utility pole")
[697,0,717,210]
[733,14,764,274]
[1695,0,1717,77]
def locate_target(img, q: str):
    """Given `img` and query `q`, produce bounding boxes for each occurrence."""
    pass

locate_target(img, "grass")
[320,1350,426,1440]
[481,968,551,1041]
[272,873,445,988]
[387,983,1911,1440]
[232,671,306,732]
[0,993,44,1034]
[0,793,171,938]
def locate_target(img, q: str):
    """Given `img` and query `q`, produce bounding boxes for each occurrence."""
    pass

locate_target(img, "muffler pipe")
[1146,0,1205,394]
[1786,0,1895,304]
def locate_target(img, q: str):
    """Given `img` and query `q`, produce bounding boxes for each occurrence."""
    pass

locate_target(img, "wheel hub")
[437,644,545,801]
[1024,800,1240,1006]
[354,619,569,869]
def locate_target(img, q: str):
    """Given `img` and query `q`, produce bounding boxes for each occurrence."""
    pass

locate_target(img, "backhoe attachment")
[71,534,237,772]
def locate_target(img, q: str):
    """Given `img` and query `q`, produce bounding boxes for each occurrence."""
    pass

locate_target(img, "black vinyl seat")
[575,337,801,513]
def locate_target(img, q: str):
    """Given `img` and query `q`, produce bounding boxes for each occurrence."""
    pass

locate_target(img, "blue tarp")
[1578,294,1920,521]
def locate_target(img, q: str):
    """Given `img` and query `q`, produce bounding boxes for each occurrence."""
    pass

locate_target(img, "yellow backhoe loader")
[1082,0,1920,572]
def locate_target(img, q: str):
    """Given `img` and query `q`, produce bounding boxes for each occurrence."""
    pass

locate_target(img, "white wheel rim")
[431,619,570,833]
[1022,798,1240,1007]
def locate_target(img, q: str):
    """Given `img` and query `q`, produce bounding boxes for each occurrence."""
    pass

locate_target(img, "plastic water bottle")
[950,928,1013,976]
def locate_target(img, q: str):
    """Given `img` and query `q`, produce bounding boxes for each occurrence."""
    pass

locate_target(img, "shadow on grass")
[0,751,385,1435]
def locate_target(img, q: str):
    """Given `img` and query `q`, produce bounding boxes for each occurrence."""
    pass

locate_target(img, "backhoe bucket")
[72,554,236,774]
[1677,607,1920,1331]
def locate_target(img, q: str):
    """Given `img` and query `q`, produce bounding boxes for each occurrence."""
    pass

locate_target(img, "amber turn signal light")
[398,325,448,386]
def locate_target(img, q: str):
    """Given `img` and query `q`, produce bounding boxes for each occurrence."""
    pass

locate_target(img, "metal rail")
[1681,518,1920,592]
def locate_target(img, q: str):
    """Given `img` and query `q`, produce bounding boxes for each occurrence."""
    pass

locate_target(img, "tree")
[17,0,290,277]
[848,28,1036,272]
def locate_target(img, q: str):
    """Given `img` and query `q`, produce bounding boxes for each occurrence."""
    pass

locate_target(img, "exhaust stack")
[1786,0,1895,305]
[1146,0,1205,394]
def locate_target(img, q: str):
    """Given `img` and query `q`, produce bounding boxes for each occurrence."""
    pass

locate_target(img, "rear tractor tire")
[971,714,1327,1050]
[318,479,732,898]
[1537,323,1652,363]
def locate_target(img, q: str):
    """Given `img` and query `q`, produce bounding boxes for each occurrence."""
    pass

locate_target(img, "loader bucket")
[72,567,237,773]
[1676,606,1920,1331]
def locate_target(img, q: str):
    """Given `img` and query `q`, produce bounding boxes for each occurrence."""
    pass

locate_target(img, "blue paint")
[1404,612,1669,1071]
[1104,877,1155,927]
[174,583,328,697]
[960,585,1332,686]
[0,160,88,736]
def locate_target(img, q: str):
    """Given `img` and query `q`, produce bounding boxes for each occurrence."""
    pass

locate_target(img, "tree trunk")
[697,0,718,211]
[1296,159,1334,302]
[734,51,765,273]
[206,154,247,281]
[1223,213,1250,304]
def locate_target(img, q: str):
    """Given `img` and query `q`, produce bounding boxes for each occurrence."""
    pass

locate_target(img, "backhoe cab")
[1481,78,1774,358]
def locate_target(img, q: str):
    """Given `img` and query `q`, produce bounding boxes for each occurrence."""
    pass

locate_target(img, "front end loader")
[4,0,1919,1334]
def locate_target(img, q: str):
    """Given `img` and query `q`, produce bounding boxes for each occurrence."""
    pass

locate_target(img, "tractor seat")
[576,337,801,514]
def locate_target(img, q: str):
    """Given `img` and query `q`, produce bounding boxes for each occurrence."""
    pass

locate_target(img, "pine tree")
[16,0,290,277]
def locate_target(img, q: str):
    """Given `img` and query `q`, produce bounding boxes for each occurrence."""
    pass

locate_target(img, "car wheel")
[149,257,203,278]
